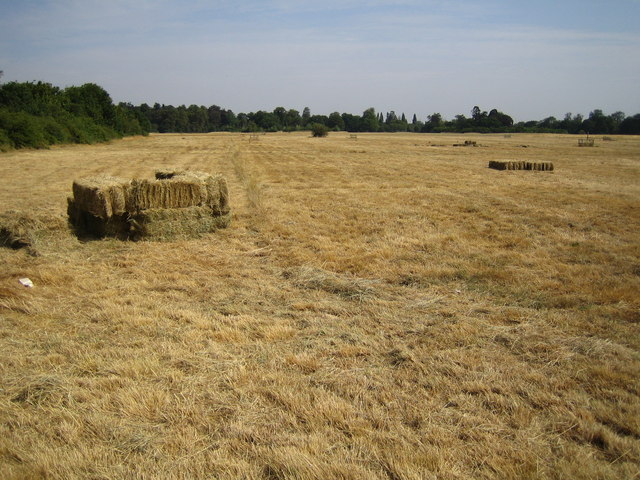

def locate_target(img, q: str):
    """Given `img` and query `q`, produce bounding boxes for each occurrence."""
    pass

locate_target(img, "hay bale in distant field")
[68,170,231,240]
[489,161,554,171]
[453,141,478,147]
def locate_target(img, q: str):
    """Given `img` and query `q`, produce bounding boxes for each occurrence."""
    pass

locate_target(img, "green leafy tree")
[308,114,329,126]
[64,83,116,127]
[361,107,379,132]
[187,104,208,132]
[302,107,311,126]
[610,111,625,130]
[221,109,237,130]
[273,107,286,130]
[422,112,443,132]
[251,110,279,131]
[0,81,67,117]
[207,105,223,130]
[284,109,301,130]
[327,112,344,130]
[619,114,640,134]
[341,113,360,132]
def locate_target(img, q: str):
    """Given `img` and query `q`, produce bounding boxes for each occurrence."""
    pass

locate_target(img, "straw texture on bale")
[128,177,207,211]
[129,207,231,240]
[489,161,554,171]
[128,171,230,214]
[67,198,131,239]
[72,176,130,219]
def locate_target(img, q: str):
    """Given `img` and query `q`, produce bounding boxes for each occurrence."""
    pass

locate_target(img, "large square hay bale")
[127,171,230,213]
[71,176,130,219]
[67,198,131,239]
[128,177,207,211]
[129,207,231,240]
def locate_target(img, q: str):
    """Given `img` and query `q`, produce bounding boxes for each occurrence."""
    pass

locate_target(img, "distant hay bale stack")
[68,170,231,240]
[489,161,553,172]
[453,140,478,147]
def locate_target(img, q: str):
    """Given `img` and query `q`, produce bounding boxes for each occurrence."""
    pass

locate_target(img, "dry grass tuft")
[287,265,378,300]
[0,210,67,255]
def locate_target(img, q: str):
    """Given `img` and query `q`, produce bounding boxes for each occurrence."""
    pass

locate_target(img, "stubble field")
[0,132,639,479]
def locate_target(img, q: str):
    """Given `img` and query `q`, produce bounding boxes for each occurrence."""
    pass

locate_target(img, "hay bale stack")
[489,161,554,171]
[68,170,231,240]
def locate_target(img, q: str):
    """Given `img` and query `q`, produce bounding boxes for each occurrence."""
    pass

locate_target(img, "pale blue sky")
[1,0,639,121]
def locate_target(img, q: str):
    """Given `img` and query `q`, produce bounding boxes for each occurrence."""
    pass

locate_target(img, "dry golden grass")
[0,132,639,479]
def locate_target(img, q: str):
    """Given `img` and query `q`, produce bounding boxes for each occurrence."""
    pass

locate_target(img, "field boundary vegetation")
[2,78,640,151]
[0,81,150,151]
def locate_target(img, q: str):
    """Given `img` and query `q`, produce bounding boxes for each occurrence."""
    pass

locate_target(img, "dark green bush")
[311,123,329,137]
[0,128,13,151]
[0,110,47,148]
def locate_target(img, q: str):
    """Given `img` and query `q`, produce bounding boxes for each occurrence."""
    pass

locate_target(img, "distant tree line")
[125,103,640,136]
[0,81,149,150]
[2,79,639,151]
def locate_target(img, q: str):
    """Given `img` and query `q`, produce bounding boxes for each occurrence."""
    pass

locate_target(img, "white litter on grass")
[19,278,33,288]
